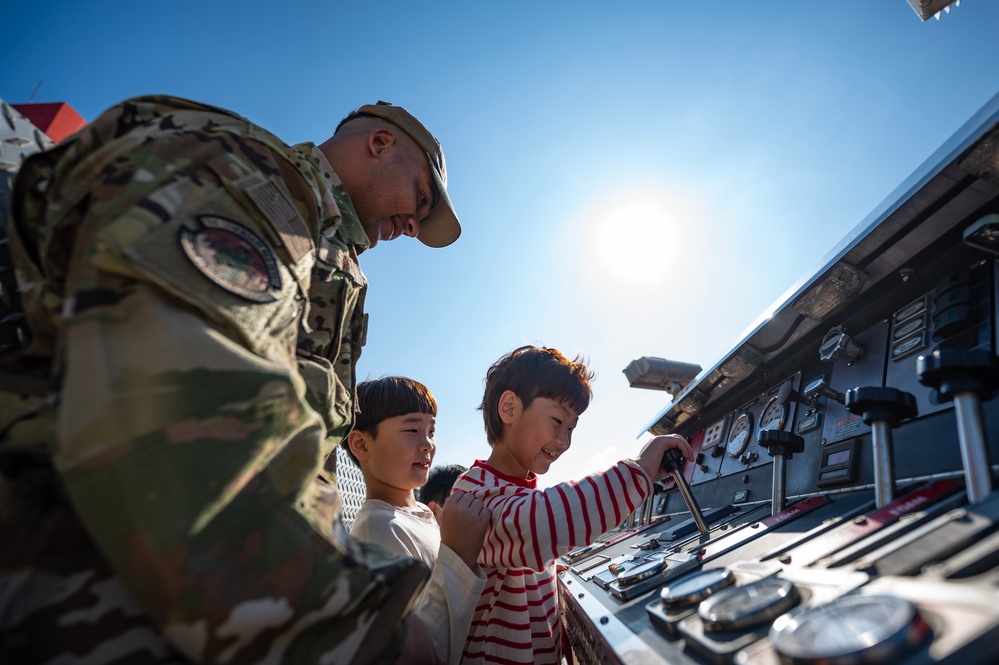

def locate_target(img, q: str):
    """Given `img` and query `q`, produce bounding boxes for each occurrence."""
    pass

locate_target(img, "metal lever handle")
[661,447,710,537]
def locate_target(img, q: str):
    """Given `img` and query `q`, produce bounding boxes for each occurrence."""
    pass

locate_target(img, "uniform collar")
[291,143,370,250]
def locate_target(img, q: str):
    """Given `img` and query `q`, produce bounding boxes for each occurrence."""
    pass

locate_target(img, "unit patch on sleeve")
[179,215,282,302]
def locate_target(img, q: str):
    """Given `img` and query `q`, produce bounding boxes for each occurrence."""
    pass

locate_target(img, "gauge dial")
[698,577,799,633]
[726,412,754,458]
[660,567,735,609]
[759,396,786,434]
[770,593,928,664]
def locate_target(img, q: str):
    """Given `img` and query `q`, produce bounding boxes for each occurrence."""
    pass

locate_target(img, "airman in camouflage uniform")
[0,95,461,663]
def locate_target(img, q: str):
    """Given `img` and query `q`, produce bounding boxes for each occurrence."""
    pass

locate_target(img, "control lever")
[776,380,813,409]
[844,386,917,508]
[641,482,664,525]
[918,349,999,503]
[758,430,804,515]
[661,447,710,537]
[791,375,845,406]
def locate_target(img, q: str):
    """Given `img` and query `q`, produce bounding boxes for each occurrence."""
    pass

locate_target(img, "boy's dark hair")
[341,376,438,464]
[419,464,468,507]
[479,345,594,447]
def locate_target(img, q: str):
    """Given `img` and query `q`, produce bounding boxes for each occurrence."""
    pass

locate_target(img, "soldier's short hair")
[341,376,438,463]
[479,345,594,447]
[334,109,372,135]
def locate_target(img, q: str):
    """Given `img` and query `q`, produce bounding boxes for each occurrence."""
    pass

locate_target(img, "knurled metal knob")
[661,446,687,473]
[844,386,918,426]
[917,349,999,402]
[758,430,804,459]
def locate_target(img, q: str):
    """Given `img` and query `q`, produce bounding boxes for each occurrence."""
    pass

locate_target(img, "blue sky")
[5,1,999,488]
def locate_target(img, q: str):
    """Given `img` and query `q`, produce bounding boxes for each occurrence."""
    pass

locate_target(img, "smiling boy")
[345,377,489,665]
[453,346,693,664]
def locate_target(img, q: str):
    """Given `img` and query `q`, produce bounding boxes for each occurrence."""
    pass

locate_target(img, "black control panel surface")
[560,92,999,665]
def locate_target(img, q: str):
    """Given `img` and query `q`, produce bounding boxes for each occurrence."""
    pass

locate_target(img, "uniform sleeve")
[36,128,428,665]
[463,462,652,572]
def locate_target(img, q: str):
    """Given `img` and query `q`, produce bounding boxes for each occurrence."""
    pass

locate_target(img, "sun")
[580,187,694,290]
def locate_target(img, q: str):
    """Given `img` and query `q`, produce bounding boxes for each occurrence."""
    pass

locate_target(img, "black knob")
[661,446,686,473]
[844,386,918,426]
[758,430,804,459]
[917,349,999,402]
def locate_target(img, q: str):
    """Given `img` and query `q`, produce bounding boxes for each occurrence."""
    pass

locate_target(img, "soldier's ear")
[368,128,395,158]
[347,430,371,461]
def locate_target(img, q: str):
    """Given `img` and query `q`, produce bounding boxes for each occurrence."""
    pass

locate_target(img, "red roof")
[11,102,87,143]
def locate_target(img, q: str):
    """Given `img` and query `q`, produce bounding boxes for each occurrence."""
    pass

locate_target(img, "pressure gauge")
[659,567,736,610]
[726,412,754,458]
[769,594,929,664]
[758,396,786,434]
[698,577,799,633]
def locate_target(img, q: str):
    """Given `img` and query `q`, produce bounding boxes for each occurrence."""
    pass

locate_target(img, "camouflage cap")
[357,101,461,248]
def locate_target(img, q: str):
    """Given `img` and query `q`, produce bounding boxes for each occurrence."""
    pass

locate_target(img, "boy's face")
[492,393,579,478]
[358,413,436,496]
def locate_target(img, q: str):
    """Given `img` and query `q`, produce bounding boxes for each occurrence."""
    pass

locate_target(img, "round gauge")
[726,412,754,458]
[758,396,786,434]
[698,577,799,633]
[769,594,928,664]
[660,568,735,609]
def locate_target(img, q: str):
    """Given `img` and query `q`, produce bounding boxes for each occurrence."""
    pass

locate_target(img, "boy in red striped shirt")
[453,346,692,664]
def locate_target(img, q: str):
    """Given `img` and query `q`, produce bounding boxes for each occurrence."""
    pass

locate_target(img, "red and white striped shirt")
[452,459,652,664]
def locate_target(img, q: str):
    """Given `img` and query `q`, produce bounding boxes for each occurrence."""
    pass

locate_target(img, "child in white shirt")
[345,377,488,665]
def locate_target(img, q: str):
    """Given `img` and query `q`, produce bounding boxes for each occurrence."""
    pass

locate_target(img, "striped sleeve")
[458,461,652,573]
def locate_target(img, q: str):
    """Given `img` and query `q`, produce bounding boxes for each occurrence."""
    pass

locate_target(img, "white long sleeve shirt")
[453,460,652,664]
[350,499,486,665]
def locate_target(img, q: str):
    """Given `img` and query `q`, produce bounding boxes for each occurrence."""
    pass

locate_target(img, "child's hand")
[635,434,694,483]
[439,491,490,573]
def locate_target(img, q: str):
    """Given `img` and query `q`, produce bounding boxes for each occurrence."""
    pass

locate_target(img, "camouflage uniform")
[0,96,429,664]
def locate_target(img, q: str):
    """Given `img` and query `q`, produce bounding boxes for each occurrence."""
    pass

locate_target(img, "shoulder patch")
[245,179,313,264]
[179,215,282,302]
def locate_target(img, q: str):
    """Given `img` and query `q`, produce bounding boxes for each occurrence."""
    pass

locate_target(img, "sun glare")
[581,188,693,290]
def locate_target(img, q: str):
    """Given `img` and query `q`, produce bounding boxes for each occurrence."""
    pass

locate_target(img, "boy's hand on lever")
[634,434,694,483]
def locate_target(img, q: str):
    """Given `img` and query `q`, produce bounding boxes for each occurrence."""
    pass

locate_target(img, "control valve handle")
[659,446,710,537]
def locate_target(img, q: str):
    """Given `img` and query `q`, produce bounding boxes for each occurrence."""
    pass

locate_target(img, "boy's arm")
[415,545,486,665]
[464,435,693,572]
[427,492,490,664]
[353,501,487,665]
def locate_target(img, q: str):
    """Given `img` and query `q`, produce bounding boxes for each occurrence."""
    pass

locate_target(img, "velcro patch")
[246,179,313,263]
[179,215,282,303]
